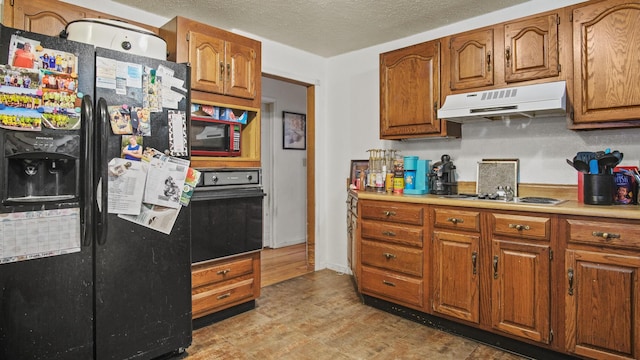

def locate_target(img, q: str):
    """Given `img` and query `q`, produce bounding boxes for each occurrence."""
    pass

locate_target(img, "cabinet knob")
[382,280,396,287]
[592,231,620,240]
[509,223,530,231]
[447,217,464,224]
[381,230,396,237]
[383,210,396,217]
[217,269,231,275]
[383,252,396,260]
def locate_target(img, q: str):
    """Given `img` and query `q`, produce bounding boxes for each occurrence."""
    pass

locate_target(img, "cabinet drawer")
[361,201,423,225]
[192,256,254,288]
[566,218,640,249]
[361,265,423,308]
[192,276,255,317]
[361,240,423,277]
[361,220,423,247]
[492,213,551,241]
[433,208,480,232]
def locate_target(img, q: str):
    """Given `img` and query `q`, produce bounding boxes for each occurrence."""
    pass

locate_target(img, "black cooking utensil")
[597,153,621,174]
[571,159,590,173]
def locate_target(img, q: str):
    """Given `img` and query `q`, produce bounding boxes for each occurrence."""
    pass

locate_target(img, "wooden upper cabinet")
[188,31,225,95]
[161,16,261,108]
[380,40,460,139]
[187,30,256,100]
[3,0,158,37]
[504,14,559,83]
[571,0,640,128]
[448,29,494,91]
[225,41,258,100]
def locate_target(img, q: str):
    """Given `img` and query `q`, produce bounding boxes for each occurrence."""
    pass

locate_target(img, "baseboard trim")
[192,301,256,330]
[362,295,579,360]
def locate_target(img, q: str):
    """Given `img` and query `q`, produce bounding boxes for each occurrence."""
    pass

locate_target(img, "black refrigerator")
[0,25,192,359]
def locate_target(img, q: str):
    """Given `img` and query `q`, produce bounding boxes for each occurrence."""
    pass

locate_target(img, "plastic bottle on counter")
[385,170,394,193]
[393,159,404,194]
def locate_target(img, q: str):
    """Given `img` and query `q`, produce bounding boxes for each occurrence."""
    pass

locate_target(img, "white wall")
[65,0,640,275]
[261,77,307,248]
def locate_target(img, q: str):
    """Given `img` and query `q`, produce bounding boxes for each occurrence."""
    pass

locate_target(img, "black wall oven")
[190,169,265,263]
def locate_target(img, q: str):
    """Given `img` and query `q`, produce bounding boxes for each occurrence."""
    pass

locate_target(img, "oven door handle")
[191,191,266,202]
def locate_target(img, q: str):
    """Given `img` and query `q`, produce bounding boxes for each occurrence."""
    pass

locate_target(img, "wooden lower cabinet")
[432,207,481,323]
[191,252,261,319]
[564,217,640,360]
[356,197,640,359]
[489,212,552,344]
[358,200,426,311]
[432,229,480,323]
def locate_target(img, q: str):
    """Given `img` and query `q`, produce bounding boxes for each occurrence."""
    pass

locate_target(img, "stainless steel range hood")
[438,81,566,123]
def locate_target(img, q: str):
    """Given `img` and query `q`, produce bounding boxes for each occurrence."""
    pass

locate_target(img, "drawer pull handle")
[472,251,478,275]
[509,223,530,231]
[592,231,620,240]
[217,269,231,275]
[383,252,396,260]
[382,231,396,237]
[567,268,574,296]
[493,255,499,279]
[382,280,396,287]
[217,293,231,300]
[383,210,397,217]
[447,217,464,224]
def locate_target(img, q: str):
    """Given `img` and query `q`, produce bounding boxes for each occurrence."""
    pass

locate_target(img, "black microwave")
[190,116,241,157]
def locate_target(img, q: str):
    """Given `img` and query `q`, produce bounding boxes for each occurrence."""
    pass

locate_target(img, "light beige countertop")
[354,190,640,221]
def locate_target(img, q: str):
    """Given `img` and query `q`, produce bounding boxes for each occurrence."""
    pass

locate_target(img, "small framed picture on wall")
[283,111,306,150]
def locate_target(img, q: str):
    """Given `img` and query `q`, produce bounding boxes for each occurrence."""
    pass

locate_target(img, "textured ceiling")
[113,0,528,57]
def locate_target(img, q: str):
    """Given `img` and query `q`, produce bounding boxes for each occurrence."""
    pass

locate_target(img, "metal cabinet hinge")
[550,329,554,343]
[556,15,560,25]
[186,33,190,41]
[549,249,553,261]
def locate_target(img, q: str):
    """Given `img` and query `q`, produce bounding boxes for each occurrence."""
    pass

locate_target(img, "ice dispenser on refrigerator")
[2,132,79,203]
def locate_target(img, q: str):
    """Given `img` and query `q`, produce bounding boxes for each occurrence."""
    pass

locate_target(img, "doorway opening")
[260,73,315,286]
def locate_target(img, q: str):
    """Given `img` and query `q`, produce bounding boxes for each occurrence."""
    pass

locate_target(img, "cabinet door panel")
[380,40,441,138]
[432,230,480,323]
[565,250,640,360]
[5,0,158,38]
[449,29,494,90]
[189,31,225,94]
[225,42,256,99]
[504,14,559,83]
[491,240,550,344]
[572,0,640,125]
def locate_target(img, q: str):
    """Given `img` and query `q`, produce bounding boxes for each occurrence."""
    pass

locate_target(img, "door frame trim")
[262,73,315,269]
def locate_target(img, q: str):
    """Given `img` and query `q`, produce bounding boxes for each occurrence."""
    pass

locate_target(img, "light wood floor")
[261,243,313,287]
[187,270,526,359]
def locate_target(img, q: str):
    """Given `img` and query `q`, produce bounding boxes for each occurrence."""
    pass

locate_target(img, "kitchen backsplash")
[390,116,640,185]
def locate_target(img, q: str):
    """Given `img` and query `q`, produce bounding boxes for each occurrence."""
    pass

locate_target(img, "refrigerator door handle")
[81,95,94,247]
[96,98,109,246]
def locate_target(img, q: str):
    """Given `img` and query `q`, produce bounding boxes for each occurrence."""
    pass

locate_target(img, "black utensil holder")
[584,174,614,205]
